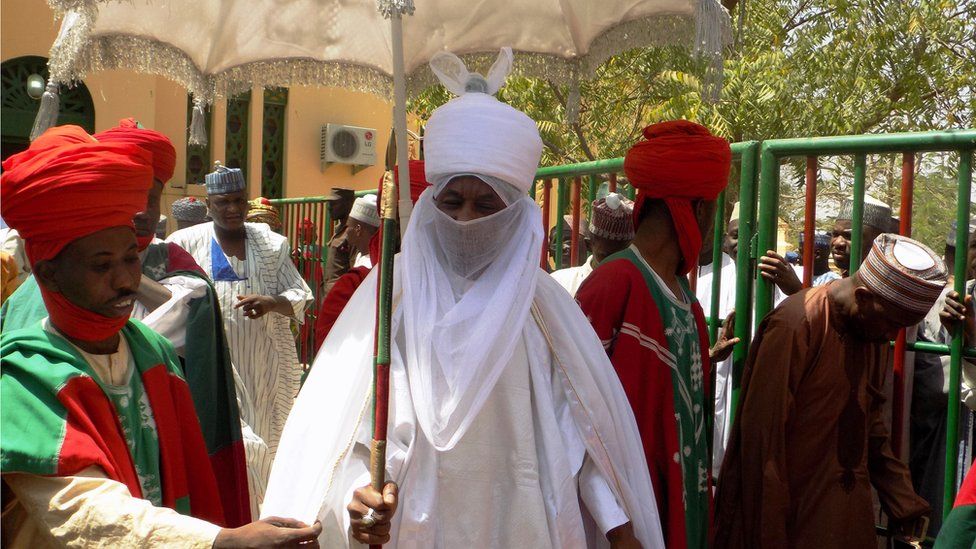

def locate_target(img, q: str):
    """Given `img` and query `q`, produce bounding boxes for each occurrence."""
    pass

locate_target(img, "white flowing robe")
[262,264,665,548]
[550,256,596,297]
[696,252,737,476]
[167,222,312,516]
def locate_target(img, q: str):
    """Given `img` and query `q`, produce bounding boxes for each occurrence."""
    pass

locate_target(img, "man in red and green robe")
[1,120,249,526]
[577,120,734,549]
[0,127,319,547]
[2,320,228,538]
[1,240,249,526]
[936,464,976,548]
[96,121,248,525]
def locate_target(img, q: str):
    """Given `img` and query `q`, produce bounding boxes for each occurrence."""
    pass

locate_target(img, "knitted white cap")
[349,194,380,227]
[588,193,635,240]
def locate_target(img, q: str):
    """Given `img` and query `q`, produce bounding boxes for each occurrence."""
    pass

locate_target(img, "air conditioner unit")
[321,124,377,174]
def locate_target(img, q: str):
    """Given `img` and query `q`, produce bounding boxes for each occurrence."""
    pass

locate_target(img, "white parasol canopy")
[44,0,728,113]
[39,0,729,225]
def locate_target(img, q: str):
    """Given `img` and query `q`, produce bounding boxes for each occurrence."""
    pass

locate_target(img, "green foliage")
[910,170,968,252]
[409,0,975,248]
[412,0,974,163]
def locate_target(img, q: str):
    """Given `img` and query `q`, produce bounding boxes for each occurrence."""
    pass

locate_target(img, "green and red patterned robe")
[0,241,250,526]
[935,465,976,548]
[577,246,713,549]
[1,320,225,525]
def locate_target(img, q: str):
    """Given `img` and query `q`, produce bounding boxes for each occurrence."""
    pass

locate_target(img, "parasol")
[37,0,729,227]
[34,0,730,541]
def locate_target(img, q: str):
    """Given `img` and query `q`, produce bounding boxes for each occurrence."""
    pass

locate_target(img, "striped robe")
[167,222,312,516]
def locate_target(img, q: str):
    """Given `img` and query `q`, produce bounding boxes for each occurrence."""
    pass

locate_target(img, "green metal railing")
[753,129,976,517]
[269,189,379,364]
[269,196,333,365]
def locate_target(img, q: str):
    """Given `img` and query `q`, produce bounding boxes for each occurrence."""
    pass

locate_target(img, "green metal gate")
[753,130,976,518]
[269,190,373,365]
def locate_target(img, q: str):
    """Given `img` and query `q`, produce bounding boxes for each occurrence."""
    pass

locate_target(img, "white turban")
[424,48,544,195]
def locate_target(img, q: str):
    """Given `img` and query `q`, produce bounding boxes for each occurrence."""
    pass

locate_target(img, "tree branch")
[547,79,596,161]
[542,139,577,164]
[573,122,597,161]
[547,80,566,107]
[935,37,972,61]
[785,8,836,33]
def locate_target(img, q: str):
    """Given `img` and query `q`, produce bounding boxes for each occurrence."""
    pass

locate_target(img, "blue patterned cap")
[205,162,246,195]
[799,231,832,249]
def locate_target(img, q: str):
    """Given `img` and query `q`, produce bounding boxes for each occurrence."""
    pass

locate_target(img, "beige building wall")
[284,86,394,199]
[3,0,408,236]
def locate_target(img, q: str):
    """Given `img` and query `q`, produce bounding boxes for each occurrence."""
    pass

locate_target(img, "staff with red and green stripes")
[364,171,400,549]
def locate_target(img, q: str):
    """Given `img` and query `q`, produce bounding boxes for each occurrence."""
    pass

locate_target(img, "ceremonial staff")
[368,129,401,549]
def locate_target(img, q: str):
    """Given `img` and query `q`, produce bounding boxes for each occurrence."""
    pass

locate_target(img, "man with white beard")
[261,48,664,548]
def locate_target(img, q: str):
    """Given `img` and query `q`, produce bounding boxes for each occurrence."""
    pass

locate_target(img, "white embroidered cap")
[858,233,948,314]
[349,194,380,227]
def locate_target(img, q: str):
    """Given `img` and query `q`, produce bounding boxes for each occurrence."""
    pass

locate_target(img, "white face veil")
[397,48,545,451]
[397,177,542,451]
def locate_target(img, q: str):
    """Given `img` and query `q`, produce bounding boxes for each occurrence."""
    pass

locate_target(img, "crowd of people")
[1,49,974,549]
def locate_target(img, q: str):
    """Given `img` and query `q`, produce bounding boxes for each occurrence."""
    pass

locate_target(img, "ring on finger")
[361,508,377,529]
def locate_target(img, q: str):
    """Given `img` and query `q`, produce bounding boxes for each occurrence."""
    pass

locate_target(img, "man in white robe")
[167,164,313,517]
[703,201,799,476]
[695,202,740,478]
[262,48,664,548]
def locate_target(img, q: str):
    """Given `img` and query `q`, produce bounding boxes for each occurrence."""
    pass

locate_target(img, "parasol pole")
[390,4,414,238]
[371,3,414,548]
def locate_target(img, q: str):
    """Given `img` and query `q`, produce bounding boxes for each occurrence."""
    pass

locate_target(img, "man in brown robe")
[323,187,355,293]
[714,233,948,548]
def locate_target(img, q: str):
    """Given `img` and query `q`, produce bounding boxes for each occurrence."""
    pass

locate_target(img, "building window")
[185,96,213,185]
[1,55,94,160]
[262,87,287,199]
[225,91,250,177]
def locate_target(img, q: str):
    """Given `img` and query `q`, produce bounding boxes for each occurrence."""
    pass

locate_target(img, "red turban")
[2,125,96,172]
[95,118,177,183]
[378,159,432,206]
[1,139,154,341]
[624,120,731,275]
